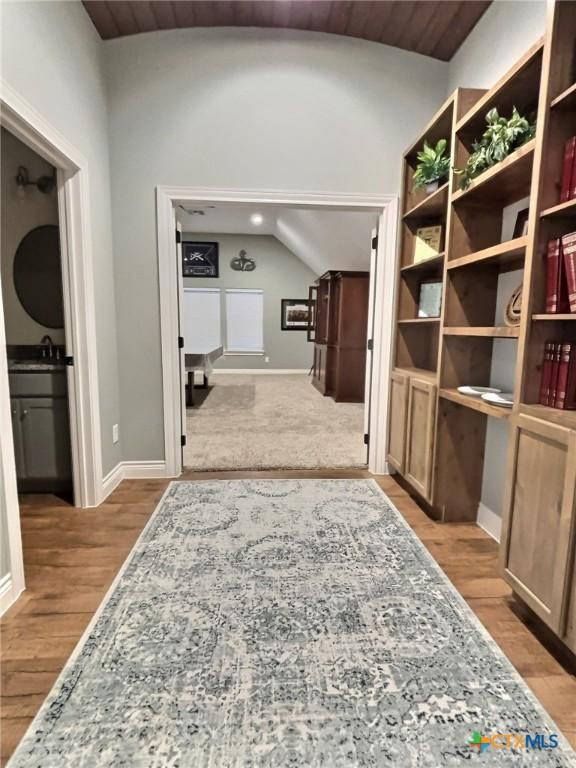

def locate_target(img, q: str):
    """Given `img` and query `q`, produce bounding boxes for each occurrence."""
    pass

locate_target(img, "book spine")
[564,345,576,410]
[562,231,576,312]
[572,140,576,200]
[561,136,576,202]
[546,238,561,313]
[554,343,572,409]
[539,341,554,405]
[549,343,562,407]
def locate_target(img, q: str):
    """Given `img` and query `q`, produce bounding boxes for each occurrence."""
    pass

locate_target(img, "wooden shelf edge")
[393,366,438,383]
[540,197,576,219]
[550,81,576,109]
[439,388,512,419]
[451,140,535,203]
[520,403,576,430]
[454,37,544,133]
[447,237,528,270]
[532,313,576,320]
[403,182,449,219]
[443,326,520,338]
[399,317,441,325]
[401,253,444,273]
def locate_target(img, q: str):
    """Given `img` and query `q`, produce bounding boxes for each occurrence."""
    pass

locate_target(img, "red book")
[562,230,576,312]
[549,343,562,407]
[572,144,576,200]
[554,343,573,409]
[565,346,576,410]
[539,341,555,405]
[546,238,562,312]
[561,136,576,202]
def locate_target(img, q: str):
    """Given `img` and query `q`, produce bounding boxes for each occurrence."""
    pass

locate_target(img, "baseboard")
[212,369,309,375]
[477,502,502,543]
[100,461,169,503]
[0,573,22,616]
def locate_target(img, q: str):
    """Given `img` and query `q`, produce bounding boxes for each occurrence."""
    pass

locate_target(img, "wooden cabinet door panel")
[388,371,409,473]
[501,415,576,631]
[405,378,437,501]
[19,397,72,481]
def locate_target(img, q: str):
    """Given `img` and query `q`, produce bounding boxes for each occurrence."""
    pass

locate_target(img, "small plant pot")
[425,180,440,194]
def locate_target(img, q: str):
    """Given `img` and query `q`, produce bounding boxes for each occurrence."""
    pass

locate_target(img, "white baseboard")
[212,369,309,375]
[100,461,170,504]
[0,573,23,616]
[477,502,502,543]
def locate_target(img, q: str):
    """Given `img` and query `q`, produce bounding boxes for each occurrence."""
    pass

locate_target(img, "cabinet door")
[500,415,576,632]
[19,397,72,481]
[10,399,26,479]
[405,377,437,501]
[387,371,409,473]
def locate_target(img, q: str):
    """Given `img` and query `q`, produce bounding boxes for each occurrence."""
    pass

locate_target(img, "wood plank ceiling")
[82,1,492,61]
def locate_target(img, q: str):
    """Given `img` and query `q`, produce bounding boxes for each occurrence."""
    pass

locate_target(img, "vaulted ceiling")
[82,1,491,61]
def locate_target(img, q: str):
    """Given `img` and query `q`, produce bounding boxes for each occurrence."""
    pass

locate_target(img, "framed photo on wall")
[182,241,219,277]
[281,299,311,331]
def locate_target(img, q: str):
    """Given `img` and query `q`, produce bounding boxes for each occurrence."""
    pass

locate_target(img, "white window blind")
[225,289,264,354]
[183,288,221,353]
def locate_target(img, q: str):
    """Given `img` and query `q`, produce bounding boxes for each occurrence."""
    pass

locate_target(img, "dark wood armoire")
[307,270,370,403]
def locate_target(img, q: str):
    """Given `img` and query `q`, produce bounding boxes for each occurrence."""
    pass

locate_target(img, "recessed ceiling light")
[251,213,263,226]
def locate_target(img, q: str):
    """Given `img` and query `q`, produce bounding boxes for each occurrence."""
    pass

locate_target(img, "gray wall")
[183,233,316,370]
[1,129,63,345]
[104,27,448,462]
[1,0,121,474]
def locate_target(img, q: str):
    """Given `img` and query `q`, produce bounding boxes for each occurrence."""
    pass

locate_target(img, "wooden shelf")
[532,313,576,320]
[447,237,528,271]
[401,254,444,273]
[452,140,535,205]
[404,94,455,159]
[520,403,576,430]
[403,182,449,220]
[540,197,576,219]
[394,366,438,383]
[443,326,520,338]
[440,388,512,419]
[399,317,441,325]
[551,81,576,110]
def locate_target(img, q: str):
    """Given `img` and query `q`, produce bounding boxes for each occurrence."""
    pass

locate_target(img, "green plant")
[412,139,450,190]
[454,107,536,190]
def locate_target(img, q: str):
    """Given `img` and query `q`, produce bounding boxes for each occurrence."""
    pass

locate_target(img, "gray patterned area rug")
[9,480,576,767]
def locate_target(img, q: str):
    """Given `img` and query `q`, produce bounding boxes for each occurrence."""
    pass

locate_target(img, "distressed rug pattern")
[8,480,575,767]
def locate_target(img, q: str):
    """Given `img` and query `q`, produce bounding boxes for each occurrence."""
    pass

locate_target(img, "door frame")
[1,82,104,606]
[156,186,398,477]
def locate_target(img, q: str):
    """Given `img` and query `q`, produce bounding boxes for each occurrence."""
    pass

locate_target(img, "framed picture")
[418,280,443,318]
[281,299,311,331]
[513,208,529,238]
[182,241,219,277]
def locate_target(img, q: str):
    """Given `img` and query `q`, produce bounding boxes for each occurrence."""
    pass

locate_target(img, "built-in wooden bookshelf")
[388,0,576,654]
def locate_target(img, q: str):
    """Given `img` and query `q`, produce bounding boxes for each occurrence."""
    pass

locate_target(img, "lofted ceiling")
[82,1,491,61]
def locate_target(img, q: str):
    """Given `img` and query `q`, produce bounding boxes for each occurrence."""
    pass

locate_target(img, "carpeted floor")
[8,480,574,766]
[184,374,367,470]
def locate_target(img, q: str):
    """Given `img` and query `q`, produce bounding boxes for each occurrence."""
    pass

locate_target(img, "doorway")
[156,188,398,478]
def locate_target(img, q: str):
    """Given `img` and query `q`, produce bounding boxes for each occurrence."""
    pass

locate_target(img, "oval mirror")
[13,225,63,329]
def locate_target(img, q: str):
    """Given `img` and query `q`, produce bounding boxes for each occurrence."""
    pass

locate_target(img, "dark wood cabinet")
[308,270,369,403]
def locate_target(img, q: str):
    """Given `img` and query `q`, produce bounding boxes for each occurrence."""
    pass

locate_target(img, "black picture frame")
[512,208,530,239]
[281,299,311,331]
[182,241,219,277]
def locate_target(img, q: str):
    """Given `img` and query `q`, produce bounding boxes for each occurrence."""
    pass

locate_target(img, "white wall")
[1,0,121,474]
[104,27,448,461]
[447,0,547,92]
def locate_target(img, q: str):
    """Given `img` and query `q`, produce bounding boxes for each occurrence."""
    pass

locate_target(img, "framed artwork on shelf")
[513,208,530,238]
[281,299,311,330]
[182,241,219,277]
[418,280,443,318]
[414,225,442,264]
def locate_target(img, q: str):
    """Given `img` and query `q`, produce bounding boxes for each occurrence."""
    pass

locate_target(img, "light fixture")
[15,165,56,197]
[250,213,263,226]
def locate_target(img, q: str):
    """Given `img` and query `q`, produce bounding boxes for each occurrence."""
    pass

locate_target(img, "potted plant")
[413,139,450,194]
[454,107,536,190]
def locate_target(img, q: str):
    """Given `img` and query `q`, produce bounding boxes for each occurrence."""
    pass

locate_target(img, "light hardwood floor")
[1,471,575,764]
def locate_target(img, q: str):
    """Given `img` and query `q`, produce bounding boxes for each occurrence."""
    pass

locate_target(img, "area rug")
[184,374,367,470]
[8,480,575,767]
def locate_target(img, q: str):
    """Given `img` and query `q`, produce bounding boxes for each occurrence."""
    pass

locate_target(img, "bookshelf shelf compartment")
[540,198,576,219]
[439,388,512,420]
[403,183,449,220]
[447,237,528,271]
[451,140,536,206]
[401,254,444,274]
[532,314,576,321]
[550,81,576,110]
[443,326,520,338]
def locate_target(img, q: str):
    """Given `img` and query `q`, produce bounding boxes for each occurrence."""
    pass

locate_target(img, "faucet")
[40,335,54,359]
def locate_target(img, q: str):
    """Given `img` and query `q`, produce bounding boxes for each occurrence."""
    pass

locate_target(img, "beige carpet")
[184,374,367,470]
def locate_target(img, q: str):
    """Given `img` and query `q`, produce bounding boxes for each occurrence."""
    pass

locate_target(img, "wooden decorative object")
[504,284,523,326]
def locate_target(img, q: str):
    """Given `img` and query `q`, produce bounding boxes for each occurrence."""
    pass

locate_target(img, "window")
[225,289,264,354]
[182,288,221,352]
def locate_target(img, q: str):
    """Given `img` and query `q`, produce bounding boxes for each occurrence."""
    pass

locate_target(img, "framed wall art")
[182,241,219,278]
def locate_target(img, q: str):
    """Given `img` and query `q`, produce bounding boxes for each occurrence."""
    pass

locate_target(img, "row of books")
[561,136,576,202]
[540,342,576,410]
[546,232,576,313]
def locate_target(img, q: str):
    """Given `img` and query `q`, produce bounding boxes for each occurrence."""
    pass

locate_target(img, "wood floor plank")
[1,471,575,765]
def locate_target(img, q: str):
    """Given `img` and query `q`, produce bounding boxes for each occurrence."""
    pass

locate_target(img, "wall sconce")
[16,165,56,198]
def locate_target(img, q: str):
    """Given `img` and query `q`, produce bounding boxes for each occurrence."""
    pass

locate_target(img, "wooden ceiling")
[82,1,492,61]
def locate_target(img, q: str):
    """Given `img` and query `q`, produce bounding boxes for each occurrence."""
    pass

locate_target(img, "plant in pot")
[413,139,450,195]
[454,107,536,190]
